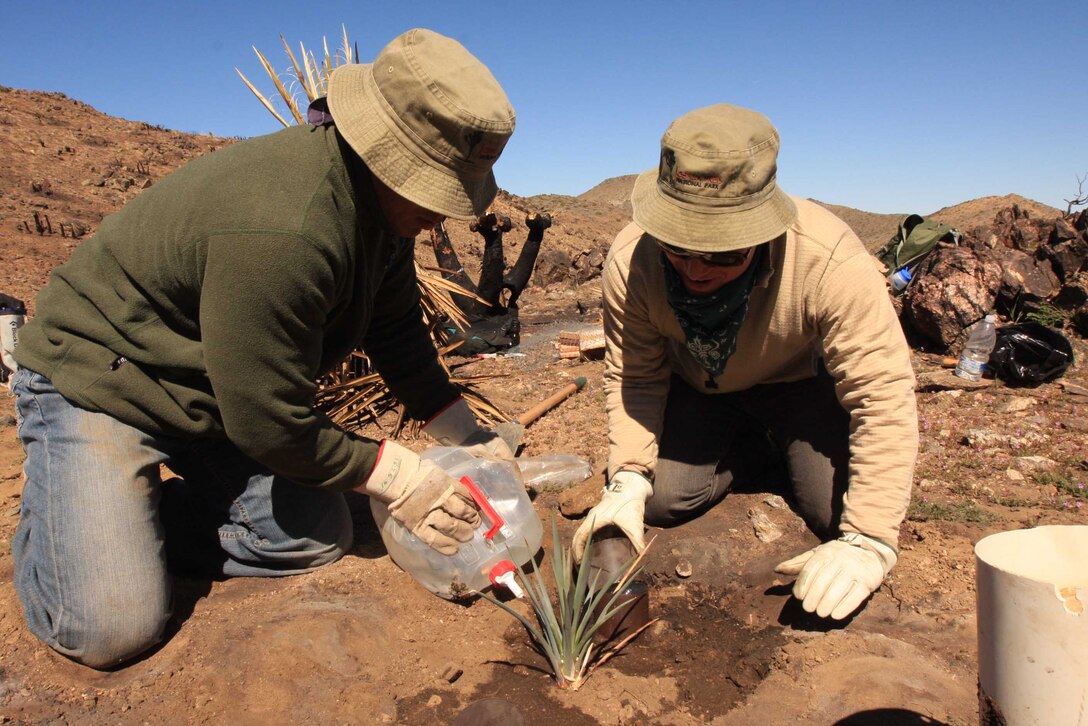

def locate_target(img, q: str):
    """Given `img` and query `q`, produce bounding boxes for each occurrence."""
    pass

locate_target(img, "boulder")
[532,248,573,287]
[904,246,1002,349]
[1042,227,1088,281]
[992,204,1049,252]
[997,249,1061,310]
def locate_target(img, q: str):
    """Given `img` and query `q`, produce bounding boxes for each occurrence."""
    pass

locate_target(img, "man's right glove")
[571,470,653,562]
[359,440,481,555]
[774,532,898,619]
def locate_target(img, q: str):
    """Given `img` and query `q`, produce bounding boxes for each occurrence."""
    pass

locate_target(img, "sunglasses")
[656,240,754,267]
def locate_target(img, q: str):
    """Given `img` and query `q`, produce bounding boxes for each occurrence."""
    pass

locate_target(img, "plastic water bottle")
[370,447,543,600]
[0,297,26,386]
[890,266,912,294]
[516,454,592,489]
[954,314,997,381]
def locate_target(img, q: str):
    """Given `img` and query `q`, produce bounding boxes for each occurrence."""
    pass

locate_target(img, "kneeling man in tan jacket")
[574,104,918,620]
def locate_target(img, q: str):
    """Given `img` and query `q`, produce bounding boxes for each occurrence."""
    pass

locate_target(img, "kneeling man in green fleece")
[11,29,514,669]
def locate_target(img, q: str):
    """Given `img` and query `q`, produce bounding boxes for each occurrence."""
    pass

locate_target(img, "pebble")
[675,561,693,578]
[748,508,784,543]
[439,663,463,684]
[1015,455,1059,473]
[763,494,788,509]
[998,397,1035,413]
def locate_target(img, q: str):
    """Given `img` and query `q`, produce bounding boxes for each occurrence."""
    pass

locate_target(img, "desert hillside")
[1,84,1064,305]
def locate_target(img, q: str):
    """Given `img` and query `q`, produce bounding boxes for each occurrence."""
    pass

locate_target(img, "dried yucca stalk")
[236,25,356,127]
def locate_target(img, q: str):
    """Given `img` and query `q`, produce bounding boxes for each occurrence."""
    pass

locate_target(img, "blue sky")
[2,1,1084,214]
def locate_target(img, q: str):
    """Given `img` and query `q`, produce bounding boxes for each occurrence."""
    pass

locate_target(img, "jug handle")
[460,476,504,541]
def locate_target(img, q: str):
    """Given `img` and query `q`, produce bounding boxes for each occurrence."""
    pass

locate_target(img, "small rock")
[439,663,463,684]
[512,665,531,677]
[1005,468,1026,482]
[675,560,693,578]
[1061,382,1088,398]
[1015,455,1059,473]
[748,508,783,543]
[763,494,788,509]
[558,474,604,518]
[426,695,442,708]
[1059,417,1088,433]
[963,428,1049,449]
[999,397,1035,413]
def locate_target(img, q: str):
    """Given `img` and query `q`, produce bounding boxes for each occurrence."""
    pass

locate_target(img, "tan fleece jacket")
[603,197,918,546]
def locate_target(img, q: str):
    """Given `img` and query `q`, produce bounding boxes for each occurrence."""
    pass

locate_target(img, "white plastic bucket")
[975,525,1088,725]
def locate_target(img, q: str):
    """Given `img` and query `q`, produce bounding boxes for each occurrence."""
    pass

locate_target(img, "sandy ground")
[2,290,1086,724]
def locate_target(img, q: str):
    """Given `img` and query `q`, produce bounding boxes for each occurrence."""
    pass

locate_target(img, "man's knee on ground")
[51,586,170,670]
[299,528,352,570]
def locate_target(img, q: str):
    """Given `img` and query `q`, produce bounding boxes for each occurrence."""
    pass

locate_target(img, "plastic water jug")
[370,447,543,600]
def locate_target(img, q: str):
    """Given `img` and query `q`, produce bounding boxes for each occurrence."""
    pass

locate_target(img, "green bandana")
[662,246,764,387]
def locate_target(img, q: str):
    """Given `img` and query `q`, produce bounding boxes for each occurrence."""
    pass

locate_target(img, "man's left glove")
[422,397,515,460]
[774,532,898,620]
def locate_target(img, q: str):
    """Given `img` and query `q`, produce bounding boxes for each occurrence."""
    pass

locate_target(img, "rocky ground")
[1,85,1086,725]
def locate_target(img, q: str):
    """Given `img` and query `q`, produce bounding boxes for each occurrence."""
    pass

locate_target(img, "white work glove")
[359,440,481,555]
[422,397,516,461]
[774,532,898,619]
[571,470,653,562]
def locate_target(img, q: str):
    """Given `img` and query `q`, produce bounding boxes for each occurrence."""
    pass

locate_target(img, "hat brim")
[328,64,497,221]
[631,169,797,251]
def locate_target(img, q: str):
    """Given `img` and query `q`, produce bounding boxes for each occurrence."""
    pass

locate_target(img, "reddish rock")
[905,246,1002,350]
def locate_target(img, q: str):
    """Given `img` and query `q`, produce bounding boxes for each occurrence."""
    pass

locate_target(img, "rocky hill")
[0,85,1066,309]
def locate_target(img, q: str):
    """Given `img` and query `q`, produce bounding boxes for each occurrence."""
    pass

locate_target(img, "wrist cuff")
[840,532,898,571]
[607,470,653,498]
[360,440,418,501]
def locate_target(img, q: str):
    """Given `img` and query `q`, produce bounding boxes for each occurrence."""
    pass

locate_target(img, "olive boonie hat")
[327,29,515,220]
[632,104,797,252]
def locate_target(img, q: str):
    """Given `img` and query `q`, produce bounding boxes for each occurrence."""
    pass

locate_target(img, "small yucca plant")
[476,521,656,690]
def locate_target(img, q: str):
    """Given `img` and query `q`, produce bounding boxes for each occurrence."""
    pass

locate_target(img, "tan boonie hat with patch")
[327,29,515,220]
[632,104,797,252]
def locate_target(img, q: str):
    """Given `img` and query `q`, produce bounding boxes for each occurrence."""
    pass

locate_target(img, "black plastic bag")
[990,322,1074,385]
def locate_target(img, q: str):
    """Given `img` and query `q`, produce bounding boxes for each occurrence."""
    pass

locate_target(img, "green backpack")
[875,214,962,282]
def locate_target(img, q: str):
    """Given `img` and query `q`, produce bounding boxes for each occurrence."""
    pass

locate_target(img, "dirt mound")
[0,86,229,309]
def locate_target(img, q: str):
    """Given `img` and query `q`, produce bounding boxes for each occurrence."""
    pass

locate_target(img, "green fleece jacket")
[15,123,459,491]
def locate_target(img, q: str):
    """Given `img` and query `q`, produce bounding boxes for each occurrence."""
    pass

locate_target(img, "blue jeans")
[11,368,352,669]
